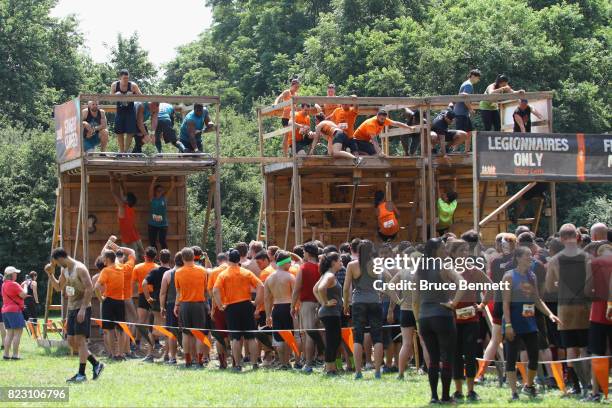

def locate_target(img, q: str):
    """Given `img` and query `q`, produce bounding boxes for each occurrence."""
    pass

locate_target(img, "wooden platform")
[264,156,423,175]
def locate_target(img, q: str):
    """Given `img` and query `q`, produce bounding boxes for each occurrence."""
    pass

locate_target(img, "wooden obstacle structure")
[257,92,554,247]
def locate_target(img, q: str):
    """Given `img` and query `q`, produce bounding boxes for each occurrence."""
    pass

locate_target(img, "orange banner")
[341,327,354,353]
[516,362,527,385]
[119,323,136,344]
[154,325,176,341]
[278,330,300,355]
[592,357,609,397]
[190,329,212,348]
[550,362,566,393]
[475,359,488,379]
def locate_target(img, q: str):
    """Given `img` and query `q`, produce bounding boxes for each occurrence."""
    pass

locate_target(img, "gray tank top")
[418,267,453,319]
[166,268,177,304]
[318,274,343,318]
[352,262,380,304]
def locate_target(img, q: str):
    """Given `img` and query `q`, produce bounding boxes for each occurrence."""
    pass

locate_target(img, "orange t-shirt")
[353,116,392,141]
[259,265,275,282]
[377,202,400,236]
[132,261,158,294]
[286,111,311,145]
[323,103,340,117]
[289,265,299,277]
[214,264,262,306]
[119,204,140,244]
[175,264,207,303]
[329,107,359,137]
[99,258,134,301]
[121,258,136,300]
[207,264,228,292]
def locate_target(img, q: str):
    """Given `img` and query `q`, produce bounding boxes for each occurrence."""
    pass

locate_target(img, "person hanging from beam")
[81,100,109,153]
[399,107,425,157]
[178,103,216,153]
[352,109,414,156]
[283,103,315,156]
[110,69,142,153]
[431,109,466,163]
[110,173,145,262]
[436,176,458,237]
[375,190,400,242]
[312,113,362,165]
[275,77,300,127]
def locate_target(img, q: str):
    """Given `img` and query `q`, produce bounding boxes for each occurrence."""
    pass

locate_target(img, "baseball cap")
[4,266,20,277]
[377,108,388,116]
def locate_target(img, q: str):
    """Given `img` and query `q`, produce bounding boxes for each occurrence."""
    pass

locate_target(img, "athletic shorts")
[281,118,289,127]
[492,302,503,325]
[102,297,125,330]
[272,303,294,342]
[400,309,416,328]
[353,302,383,344]
[2,311,25,329]
[166,302,178,328]
[299,301,319,330]
[332,131,356,152]
[455,115,473,132]
[545,302,561,346]
[155,119,177,144]
[138,293,151,310]
[67,307,92,338]
[212,308,228,339]
[588,322,612,355]
[115,106,137,134]
[560,329,589,348]
[257,310,267,329]
[294,139,312,154]
[179,302,207,332]
[225,300,257,341]
[83,131,100,152]
[523,182,548,200]
[354,139,376,156]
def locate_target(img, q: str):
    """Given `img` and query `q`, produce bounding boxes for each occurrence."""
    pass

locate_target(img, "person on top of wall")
[82,100,109,153]
[479,74,523,131]
[133,102,185,154]
[179,103,215,153]
[453,69,481,153]
[275,77,300,127]
[430,110,467,162]
[399,107,426,156]
[110,69,142,153]
[352,109,413,156]
[283,103,315,156]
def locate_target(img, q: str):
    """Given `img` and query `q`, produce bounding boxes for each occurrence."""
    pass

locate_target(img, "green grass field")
[1,334,605,407]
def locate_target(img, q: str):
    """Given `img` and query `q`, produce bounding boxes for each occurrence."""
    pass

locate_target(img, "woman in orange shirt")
[375,190,400,242]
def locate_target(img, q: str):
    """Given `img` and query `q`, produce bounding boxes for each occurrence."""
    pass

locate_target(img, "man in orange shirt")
[110,173,144,261]
[133,246,158,349]
[274,77,300,127]
[353,109,414,156]
[213,249,264,371]
[174,247,208,368]
[94,241,136,360]
[207,252,230,369]
[327,98,359,138]
[283,104,315,156]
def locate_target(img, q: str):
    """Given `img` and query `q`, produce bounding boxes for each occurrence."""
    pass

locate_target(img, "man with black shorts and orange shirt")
[207,252,230,368]
[142,249,171,362]
[132,246,158,349]
[213,249,264,371]
[174,247,208,368]
[352,109,413,156]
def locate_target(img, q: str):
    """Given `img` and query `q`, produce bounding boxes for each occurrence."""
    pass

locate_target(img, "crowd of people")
[2,220,610,405]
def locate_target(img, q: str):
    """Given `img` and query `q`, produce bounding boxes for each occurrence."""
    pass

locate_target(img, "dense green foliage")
[0,0,610,275]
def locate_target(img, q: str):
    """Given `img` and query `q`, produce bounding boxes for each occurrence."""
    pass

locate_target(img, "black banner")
[476,132,612,181]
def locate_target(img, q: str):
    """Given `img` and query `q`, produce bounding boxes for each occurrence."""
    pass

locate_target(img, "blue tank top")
[149,197,168,227]
[158,103,174,122]
[180,109,208,141]
[504,269,538,335]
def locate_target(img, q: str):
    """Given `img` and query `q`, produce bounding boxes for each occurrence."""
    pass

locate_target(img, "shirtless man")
[275,78,300,127]
[265,251,296,369]
[45,248,104,382]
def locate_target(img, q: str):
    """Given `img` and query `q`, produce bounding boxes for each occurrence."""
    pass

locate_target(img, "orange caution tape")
[118,322,136,344]
[550,362,566,393]
[592,357,609,397]
[341,327,354,354]
[516,362,527,385]
[278,330,300,355]
[475,359,488,379]
[93,319,103,328]
[190,329,212,348]
[154,325,176,341]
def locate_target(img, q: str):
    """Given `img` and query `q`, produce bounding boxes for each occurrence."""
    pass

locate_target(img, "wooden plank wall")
[61,174,187,270]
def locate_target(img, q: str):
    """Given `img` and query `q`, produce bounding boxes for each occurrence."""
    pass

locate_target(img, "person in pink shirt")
[2,266,27,360]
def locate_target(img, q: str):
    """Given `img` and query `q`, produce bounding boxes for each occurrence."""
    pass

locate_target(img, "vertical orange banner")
[576,133,585,181]
[119,322,136,344]
[516,362,527,385]
[341,327,354,353]
[475,359,488,379]
[592,357,609,397]
[190,329,212,348]
[154,325,177,341]
[550,362,566,392]
[278,330,300,355]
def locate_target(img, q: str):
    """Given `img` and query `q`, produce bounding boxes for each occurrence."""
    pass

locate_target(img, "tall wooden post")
[291,98,303,245]
[546,97,557,235]
[426,104,436,238]
[214,101,223,253]
[472,131,479,231]
[419,106,427,242]
[257,110,268,245]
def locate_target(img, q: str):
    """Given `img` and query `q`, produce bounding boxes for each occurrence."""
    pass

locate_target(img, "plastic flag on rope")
[592,357,609,398]
[475,359,488,380]
[118,322,136,344]
[190,329,212,348]
[278,330,300,355]
[516,361,527,385]
[94,319,103,328]
[550,362,566,393]
[154,325,176,341]
[341,327,354,353]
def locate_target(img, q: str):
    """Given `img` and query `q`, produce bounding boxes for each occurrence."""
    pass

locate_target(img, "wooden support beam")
[419,107,427,242]
[479,182,537,228]
[284,182,294,250]
[220,157,292,164]
[263,126,292,140]
[379,126,422,139]
[79,94,219,105]
[550,182,557,235]
[214,103,223,253]
[426,105,436,238]
[533,198,545,236]
[260,100,291,115]
[346,170,362,241]
[202,176,214,247]
[479,181,488,217]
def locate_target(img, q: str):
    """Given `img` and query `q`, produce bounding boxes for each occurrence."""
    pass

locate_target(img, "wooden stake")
[202,176,214,247]
[479,182,536,227]
[533,197,545,236]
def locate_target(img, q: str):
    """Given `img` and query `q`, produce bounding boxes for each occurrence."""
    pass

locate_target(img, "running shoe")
[397,373,405,380]
[581,393,602,403]
[165,359,177,365]
[467,390,480,402]
[522,385,537,398]
[354,372,363,380]
[510,392,519,401]
[66,373,87,383]
[92,362,105,380]
[232,365,242,372]
[302,365,313,374]
[141,355,155,363]
[374,371,382,379]
[452,391,464,400]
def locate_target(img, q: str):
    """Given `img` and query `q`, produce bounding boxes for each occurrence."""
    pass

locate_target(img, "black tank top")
[25,281,35,307]
[85,108,101,128]
[557,252,587,305]
[115,81,133,109]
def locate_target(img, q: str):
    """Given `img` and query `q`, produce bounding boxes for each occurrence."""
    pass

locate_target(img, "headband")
[276,257,291,267]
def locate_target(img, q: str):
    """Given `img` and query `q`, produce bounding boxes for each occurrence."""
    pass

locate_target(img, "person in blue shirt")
[148,176,175,250]
[453,69,481,152]
[134,102,186,154]
[179,104,216,153]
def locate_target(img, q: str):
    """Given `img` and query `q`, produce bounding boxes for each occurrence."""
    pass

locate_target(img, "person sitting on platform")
[110,173,145,262]
[179,103,215,153]
[327,97,359,138]
[375,190,400,242]
[431,110,467,160]
[312,113,361,164]
[275,77,300,127]
[436,176,458,237]
[283,103,314,156]
[513,99,544,133]
[110,69,142,153]
[82,101,109,153]
[399,108,425,156]
[352,109,413,156]
[134,102,185,154]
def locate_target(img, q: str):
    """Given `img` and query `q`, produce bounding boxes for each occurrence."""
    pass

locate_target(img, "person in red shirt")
[2,266,27,360]
[352,109,413,156]
[110,173,144,262]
